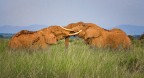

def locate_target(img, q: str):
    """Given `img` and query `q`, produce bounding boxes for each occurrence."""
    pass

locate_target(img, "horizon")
[0,24,143,35]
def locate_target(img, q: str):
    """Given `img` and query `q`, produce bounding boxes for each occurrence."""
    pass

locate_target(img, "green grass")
[0,39,144,78]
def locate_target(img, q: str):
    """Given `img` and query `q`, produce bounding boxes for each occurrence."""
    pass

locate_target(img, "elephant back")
[15,30,37,37]
[110,28,127,35]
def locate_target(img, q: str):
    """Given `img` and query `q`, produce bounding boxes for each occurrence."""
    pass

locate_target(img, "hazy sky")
[0,0,144,27]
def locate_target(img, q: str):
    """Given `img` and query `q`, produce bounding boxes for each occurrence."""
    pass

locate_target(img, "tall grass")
[0,39,144,78]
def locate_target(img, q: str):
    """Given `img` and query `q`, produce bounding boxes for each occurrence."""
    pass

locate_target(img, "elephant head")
[65,22,102,39]
[40,25,82,43]
[64,22,103,48]
[32,25,82,49]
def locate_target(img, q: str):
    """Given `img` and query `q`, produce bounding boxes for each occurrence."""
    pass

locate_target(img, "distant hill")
[112,24,144,35]
[0,33,14,38]
[0,24,48,33]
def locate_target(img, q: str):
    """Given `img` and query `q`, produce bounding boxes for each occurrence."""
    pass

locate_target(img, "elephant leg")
[85,38,95,48]
[91,38,105,48]
[112,44,119,49]
[122,41,131,49]
[65,37,69,49]
[41,43,49,49]
[124,37,131,49]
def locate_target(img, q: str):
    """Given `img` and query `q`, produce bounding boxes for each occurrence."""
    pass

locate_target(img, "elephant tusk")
[68,30,82,36]
[60,26,73,31]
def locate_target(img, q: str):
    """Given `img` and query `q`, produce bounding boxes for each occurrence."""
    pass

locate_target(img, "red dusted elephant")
[8,25,81,50]
[65,22,131,49]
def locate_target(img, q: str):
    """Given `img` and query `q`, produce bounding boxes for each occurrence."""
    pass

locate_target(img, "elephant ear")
[54,31,62,35]
[41,31,57,44]
[85,28,101,39]
[44,33,57,45]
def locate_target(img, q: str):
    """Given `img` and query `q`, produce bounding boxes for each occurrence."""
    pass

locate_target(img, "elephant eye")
[82,24,85,26]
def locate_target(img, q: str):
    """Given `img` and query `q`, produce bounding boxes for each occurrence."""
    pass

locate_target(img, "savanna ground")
[0,38,144,78]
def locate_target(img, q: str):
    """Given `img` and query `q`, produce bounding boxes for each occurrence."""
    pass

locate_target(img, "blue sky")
[0,0,144,27]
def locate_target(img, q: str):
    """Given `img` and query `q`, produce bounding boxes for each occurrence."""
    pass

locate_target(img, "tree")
[128,35,134,41]
[139,33,144,40]
[0,35,3,38]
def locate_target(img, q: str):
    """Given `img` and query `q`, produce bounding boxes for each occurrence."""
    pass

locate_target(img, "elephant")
[8,25,82,49]
[65,22,131,49]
